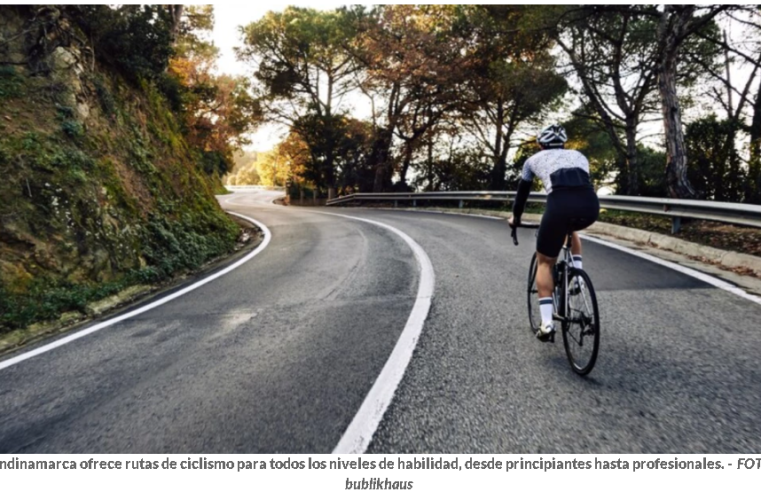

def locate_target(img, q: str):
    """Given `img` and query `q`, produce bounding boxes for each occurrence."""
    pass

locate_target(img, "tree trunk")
[488,100,506,191]
[748,78,761,203]
[426,137,434,191]
[398,140,414,187]
[624,120,640,195]
[658,8,698,199]
[168,5,184,42]
[489,154,507,191]
[371,128,394,192]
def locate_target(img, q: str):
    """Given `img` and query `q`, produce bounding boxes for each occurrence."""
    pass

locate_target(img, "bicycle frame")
[512,221,601,375]
[553,233,574,329]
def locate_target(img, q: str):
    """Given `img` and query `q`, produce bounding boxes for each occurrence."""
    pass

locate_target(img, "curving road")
[1,189,760,453]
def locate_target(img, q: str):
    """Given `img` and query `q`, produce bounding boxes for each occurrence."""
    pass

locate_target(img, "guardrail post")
[412,199,416,208]
[459,200,464,209]
[672,217,682,234]
[394,200,398,208]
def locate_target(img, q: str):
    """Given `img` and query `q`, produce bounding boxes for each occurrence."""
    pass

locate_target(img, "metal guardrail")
[225,185,284,191]
[325,191,761,232]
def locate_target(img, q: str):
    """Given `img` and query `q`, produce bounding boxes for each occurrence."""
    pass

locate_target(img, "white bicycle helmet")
[537,124,567,148]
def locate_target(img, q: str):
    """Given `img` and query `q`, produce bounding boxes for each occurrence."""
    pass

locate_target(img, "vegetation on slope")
[0,6,257,333]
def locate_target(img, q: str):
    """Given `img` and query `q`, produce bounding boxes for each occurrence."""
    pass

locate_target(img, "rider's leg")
[536,252,557,298]
[571,232,583,270]
[536,252,557,330]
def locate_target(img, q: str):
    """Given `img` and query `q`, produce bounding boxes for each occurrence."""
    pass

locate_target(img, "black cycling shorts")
[536,187,600,258]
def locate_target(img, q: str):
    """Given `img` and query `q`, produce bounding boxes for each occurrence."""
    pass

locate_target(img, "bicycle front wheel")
[562,268,600,376]
[527,252,541,336]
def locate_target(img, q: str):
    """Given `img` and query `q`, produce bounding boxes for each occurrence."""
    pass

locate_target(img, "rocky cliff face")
[0,7,239,332]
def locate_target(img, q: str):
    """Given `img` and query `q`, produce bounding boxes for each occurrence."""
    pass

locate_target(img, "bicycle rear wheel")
[562,268,600,376]
[527,253,541,335]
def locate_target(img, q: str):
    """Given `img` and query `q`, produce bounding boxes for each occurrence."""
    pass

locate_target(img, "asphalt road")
[1,190,760,453]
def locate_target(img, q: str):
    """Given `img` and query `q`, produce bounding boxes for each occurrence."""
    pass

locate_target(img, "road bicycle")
[510,223,600,376]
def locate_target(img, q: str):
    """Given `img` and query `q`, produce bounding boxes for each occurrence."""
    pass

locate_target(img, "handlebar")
[509,221,540,246]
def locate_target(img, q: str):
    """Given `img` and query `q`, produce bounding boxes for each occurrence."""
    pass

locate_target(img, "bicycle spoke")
[562,270,600,376]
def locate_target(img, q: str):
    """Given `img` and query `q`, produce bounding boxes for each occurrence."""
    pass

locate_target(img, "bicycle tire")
[561,268,600,376]
[527,252,541,335]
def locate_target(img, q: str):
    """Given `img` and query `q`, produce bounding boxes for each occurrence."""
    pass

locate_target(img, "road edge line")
[581,233,761,306]
[0,212,272,371]
[313,211,435,454]
[356,206,761,307]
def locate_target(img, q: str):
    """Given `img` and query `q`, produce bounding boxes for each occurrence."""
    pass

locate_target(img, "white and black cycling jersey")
[520,148,592,194]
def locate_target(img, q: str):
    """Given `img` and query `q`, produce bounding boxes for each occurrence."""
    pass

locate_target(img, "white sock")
[572,255,583,270]
[539,297,554,327]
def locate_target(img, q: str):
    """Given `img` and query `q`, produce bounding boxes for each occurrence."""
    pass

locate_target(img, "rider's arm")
[512,179,532,225]
[512,159,535,225]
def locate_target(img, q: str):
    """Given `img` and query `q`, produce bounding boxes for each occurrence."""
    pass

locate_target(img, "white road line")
[581,234,761,306]
[385,208,503,220]
[0,212,272,371]
[364,206,761,307]
[312,211,435,455]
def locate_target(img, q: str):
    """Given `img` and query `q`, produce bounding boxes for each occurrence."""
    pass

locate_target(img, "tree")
[354,5,471,191]
[256,150,290,187]
[751,77,761,203]
[563,112,621,189]
[696,7,761,203]
[289,113,372,195]
[544,6,662,195]
[654,5,729,198]
[169,6,261,172]
[238,7,363,198]
[464,6,567,190]
[685,115,746,201]
[67,5,176,83]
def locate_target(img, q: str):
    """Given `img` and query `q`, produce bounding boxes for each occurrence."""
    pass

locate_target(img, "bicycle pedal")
[552,313,565,322]
[536,330,556,343]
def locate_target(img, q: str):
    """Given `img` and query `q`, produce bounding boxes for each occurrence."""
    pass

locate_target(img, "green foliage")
[200,150,231,176]
[92,75,117,116]
[635,146,669,197]
[0,29,243,336]
[0,66,24,99]
[60,120,84,138]
[290,113,373,191]
[0,276,127,333]
[68,5,175,84]
[140,211,238,281]
[239,7,360,101]
[417,149,491,191]
[55,105,84,139]
[156,73,185,112]
[685,115,746,202]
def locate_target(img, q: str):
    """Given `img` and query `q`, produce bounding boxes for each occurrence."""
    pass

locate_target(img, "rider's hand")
[508,215,518,227]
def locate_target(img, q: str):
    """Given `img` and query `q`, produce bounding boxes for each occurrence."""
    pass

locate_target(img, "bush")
[61,120,84,138]
[0,66,24,99]
[92,75,117,116]
[157,73,185,112]
[140,211,238,280]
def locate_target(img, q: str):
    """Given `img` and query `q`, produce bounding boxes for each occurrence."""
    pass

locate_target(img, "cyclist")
[508,124,600,341]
